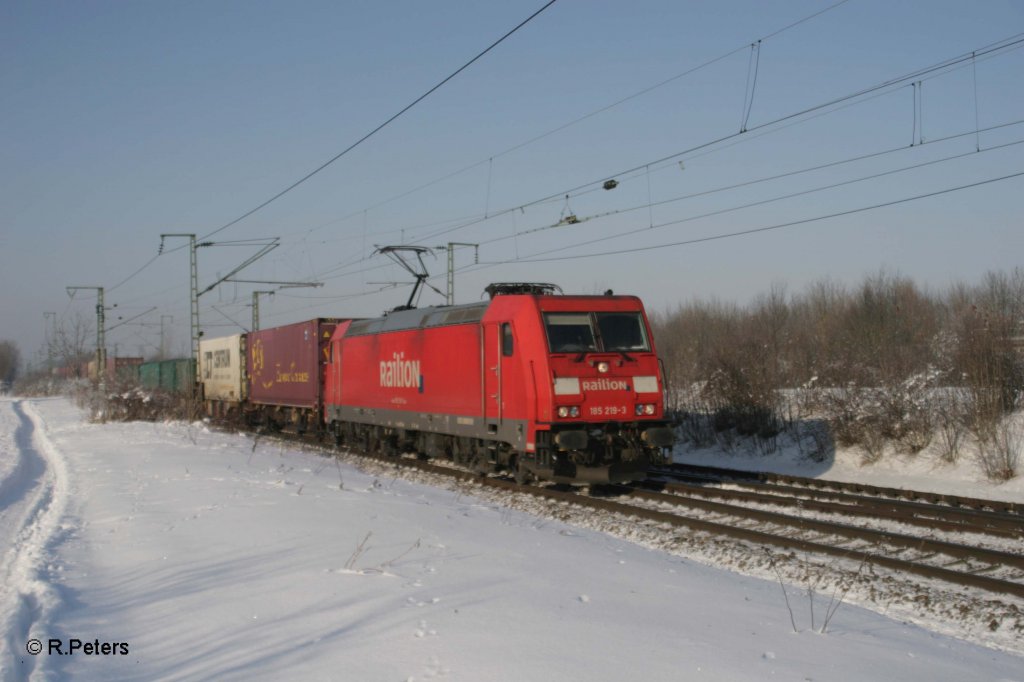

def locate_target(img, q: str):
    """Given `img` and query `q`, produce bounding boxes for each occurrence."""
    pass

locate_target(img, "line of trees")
[650,269,1024,480]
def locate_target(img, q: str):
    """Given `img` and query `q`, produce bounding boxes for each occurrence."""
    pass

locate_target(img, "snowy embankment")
[2,397,1023,681]
[672,423,1024,505]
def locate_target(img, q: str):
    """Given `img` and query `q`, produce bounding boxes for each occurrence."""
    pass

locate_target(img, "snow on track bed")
[0,399,71,681]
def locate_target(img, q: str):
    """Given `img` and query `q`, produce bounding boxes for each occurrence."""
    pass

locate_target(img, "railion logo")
[380,352,422,389]
[582,378,629,391]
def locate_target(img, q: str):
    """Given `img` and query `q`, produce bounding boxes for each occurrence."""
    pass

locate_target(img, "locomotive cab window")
[544,313,598,353]
[595,312,650,352]
[544,312,650,353]
[501,323,514,356]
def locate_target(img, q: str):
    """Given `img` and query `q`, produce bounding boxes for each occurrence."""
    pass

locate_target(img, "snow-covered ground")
[2,397,1023,681]
[672,423,1024,505]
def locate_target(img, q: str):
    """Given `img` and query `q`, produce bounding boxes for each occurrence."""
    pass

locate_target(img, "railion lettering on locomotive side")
[380,352,422,389]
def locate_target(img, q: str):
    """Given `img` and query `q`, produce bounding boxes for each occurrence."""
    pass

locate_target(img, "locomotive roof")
[344,291,644,337]
[346,301,489,336]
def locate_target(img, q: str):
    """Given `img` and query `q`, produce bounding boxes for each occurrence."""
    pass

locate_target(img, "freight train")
[197,283,674,484]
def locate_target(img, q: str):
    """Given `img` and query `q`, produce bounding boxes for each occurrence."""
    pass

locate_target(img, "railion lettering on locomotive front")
[582,378,629,391]
[380,351,422,391]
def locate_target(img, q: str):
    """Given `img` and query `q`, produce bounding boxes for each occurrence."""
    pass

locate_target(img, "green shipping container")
[139,359,195,394]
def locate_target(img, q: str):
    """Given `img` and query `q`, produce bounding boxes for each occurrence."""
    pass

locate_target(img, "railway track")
[257,428,1024,601]
[657,462,1022,515]
[614,482,1024,597]
[646,467,1024,539]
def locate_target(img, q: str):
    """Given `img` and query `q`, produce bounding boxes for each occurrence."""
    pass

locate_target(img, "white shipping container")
[199,334,246,403]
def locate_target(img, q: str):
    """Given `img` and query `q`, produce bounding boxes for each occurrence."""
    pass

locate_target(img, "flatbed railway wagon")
[324,284,674,484]
[246,318,344,432]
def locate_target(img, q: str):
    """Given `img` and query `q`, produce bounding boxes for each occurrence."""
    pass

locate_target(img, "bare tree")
[51,312,94,376]
[0,340,20,385]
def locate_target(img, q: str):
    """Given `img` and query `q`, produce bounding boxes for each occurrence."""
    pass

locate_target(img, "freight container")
[246,318,343,430]
[139,358,195,394]
[199,334,246,415]
[88,356,143,382]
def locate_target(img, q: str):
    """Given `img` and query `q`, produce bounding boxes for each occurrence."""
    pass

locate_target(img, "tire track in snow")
[0,400,71,681]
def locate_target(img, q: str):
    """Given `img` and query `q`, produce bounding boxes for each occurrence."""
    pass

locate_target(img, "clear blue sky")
[2,0,1022,366]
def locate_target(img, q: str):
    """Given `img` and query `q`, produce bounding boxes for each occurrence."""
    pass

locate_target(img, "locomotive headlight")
[635,403,656,416]
[644,403,656,415]
[635,404,644,416]
[597,361,610,373]
[558,406,569,418]
[569,406,580,418]
[557,406,580,418]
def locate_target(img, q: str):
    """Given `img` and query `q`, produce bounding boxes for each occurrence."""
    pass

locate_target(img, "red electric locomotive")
[324,283,674,484]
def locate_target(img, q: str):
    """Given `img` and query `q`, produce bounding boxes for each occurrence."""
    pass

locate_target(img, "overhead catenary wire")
[103,101,1024,331]
[407,32,1024,249]
[96,0,875,306]
[265,149,1024,313]
[282,118,1024,293]
[479,124,1024,250]
[268,0,856,245]
[93,13,1024,337]
[197,0,560,244]
[289,26,1023,266]
[98,0,561,295]
[479,171,1024,264]
[179,167,1024,328]
[98,11,1017,310]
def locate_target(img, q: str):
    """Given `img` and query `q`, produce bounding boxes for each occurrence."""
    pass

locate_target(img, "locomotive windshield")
[544,312,650,353]
[544,313,597,352]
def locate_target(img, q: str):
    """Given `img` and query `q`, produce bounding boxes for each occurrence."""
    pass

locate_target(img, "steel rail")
[616,484,1024,571]
[645,476,1024,538]
[659,463,1023,515]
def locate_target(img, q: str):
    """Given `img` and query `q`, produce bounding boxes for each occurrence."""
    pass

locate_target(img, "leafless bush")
[935,389,970,463]
[794,421,833,463]
[652,269,1023,469]
[672,397,717,448]
[859,424,887,464]
[819,386,869,448]
[936,414,967,464]
[103,387,195,422]
[0,340,20,385]
[976,420,1022,482]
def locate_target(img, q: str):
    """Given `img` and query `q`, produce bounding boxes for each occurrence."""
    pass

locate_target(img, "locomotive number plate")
[588,405,629,417]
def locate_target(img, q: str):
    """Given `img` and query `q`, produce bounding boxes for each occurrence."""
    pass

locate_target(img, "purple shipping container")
[247,319,341,408]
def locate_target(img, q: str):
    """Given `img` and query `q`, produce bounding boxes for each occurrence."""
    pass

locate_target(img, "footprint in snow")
[414,619,437,638]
